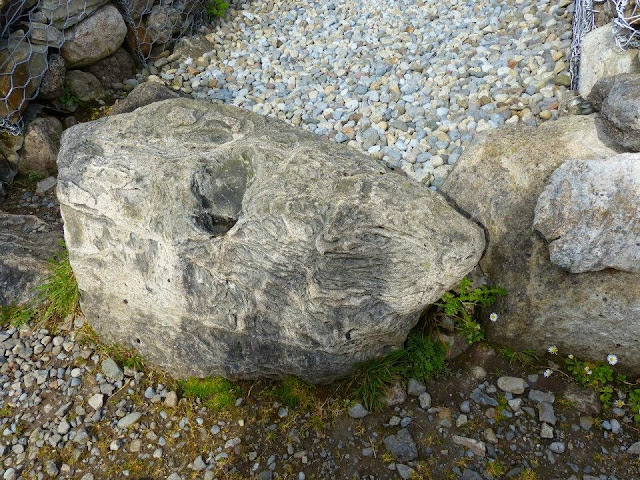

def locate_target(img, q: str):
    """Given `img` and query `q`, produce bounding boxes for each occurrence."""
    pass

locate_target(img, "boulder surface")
[578,24,640,99]
[441,115,640,372]
[598,74,640,152]
[534,154,640,273]
[57,98,485,382]
[60,4,127,68]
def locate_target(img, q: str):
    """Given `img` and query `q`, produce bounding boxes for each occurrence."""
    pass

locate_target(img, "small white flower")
[548,345,558,355]
[607,354,618,366]
[585,367,593,375]
[544,369,553,378]
[614,399,625,408]
[489,312,498,322]
[568,354,574,360]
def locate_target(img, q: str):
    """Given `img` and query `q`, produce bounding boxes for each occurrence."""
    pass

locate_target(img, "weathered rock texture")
[18,116,62,175]
[109,81,186,116]
[60,4,127,68]
[534,154,640,273]
[0,151,15,203]
[57,98,485,381]
[0,213,63,305]
[37,54,66,101]
[86,48,136,88]
[578,24,640,99]
[596,74,640,152]
[64,70,105,102]
[440,115,640,372]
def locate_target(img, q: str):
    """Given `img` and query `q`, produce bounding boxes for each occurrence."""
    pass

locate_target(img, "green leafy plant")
[351,333,447,411]
[58,88,79,109]
[559,352,639,421]
[206,0,230,19]
[28,171,45,182]
[435,277,506,344]
[0,304,36,328]
[177,376,238,412]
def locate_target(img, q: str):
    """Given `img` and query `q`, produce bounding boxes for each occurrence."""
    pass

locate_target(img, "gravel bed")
[158,0,575,187]
[1,319,640,479]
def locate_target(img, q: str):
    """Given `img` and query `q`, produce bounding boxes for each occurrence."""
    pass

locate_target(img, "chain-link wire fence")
[571,0,640,90]
[570,0,598,90]
[0,0,208,135]
[612,0,640,48]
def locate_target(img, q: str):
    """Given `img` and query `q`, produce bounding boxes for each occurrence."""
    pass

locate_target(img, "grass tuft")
[177,376,238,412]
[37,246,79,325]
[1,244,79,330]
[351,333,447,411]
[498,346,540,367]
[0,304,36,328]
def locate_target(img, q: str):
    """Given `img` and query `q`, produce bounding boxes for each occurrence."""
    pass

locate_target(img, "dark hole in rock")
[189,152,254,236]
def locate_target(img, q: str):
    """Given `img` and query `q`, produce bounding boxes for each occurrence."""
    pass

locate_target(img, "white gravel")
[160,0,575,185]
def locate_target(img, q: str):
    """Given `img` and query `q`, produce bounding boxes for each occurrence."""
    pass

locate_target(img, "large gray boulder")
[60,5,127,68]
[57,98,485,382]
[0,214,63,306]
[578,24,640,99]
[440,115,640,372]
[534,154,640,273]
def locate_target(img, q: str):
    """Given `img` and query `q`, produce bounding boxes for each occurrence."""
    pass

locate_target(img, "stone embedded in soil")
[530,390,555,404]
[541,422,554,439]
[452,435,486,457]
[418,392,432,410]
[563,383,602,416]
[101,358,123,382]
[348,404,369,419]
[383,383,408,406]
[407,378,426,396]
[117,412,142,429]
[538,402,557,425]
[497,376,528,394]
[383,428,418,462]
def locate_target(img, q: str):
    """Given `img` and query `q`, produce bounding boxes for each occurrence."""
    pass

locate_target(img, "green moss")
[177,376,238,412]
[274,376,316,409]
[206,0,230,19]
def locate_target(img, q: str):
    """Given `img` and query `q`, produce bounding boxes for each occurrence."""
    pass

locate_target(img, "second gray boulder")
[534,154,640,273]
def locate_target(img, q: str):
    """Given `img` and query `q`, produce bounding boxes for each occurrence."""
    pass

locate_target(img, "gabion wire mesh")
[118,0,207,65]
[612,0,640,48]
[570,0,599,90]
[570,0,640,90]
[0,0,208,135]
